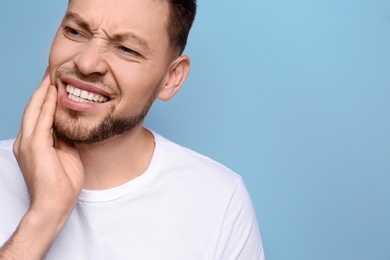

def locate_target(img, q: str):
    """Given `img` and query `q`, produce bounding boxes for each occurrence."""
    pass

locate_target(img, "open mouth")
[66,85,110,103]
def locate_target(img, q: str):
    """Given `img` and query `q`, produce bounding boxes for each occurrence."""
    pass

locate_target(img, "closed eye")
[118,45,141,57]
[63,26,84,38]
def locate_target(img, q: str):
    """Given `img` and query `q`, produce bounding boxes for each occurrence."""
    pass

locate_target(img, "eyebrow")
[63,11,91,32]
[110,31,150,53]
[62,11,151,52]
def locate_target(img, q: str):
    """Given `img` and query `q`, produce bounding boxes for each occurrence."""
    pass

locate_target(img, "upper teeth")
[66,85,108,103]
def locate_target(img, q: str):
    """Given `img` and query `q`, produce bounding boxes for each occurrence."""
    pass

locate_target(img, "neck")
[73,126,155,190]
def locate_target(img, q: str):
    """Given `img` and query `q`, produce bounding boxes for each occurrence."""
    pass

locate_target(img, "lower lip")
[59,83,108,112]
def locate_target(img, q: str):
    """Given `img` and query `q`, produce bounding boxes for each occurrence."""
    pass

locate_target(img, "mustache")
[54,67,110,88]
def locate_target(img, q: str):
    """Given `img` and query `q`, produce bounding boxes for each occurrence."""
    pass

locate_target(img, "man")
[0,0,264,259]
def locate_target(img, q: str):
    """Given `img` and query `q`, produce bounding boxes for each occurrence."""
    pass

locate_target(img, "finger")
[33,85,58,145]
[21,73,52,137]
[14,69,49,150]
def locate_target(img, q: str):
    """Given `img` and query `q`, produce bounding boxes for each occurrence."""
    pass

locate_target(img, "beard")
[53,67,160,144]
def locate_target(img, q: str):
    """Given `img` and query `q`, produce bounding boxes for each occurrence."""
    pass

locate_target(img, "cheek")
[114,61,162,93]
[111,64,163,110]
[49,35,77,72]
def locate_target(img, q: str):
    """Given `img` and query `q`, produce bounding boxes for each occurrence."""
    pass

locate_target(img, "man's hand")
[14,72,84,220]
[0,72,84,259]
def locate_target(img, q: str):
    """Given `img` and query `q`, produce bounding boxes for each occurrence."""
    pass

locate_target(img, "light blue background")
[1,1,389,259]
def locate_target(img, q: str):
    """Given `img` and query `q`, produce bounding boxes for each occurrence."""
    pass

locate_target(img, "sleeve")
[214,177,265,260]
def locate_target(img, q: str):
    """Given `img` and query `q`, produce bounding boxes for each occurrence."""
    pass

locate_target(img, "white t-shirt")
[0,131,265,259]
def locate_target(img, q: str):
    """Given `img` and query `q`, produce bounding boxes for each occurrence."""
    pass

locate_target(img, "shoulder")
[152,130,241,185]
[0,138,22,184]
[0,138,17,163]
[0,138,25,190]
[149,130,249,211]
[0,138,20,174]
[0,138,15,150]
[150,133,265,259]
[0,139,29,245]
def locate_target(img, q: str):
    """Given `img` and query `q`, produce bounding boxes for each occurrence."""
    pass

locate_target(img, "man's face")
[49,0,172,144]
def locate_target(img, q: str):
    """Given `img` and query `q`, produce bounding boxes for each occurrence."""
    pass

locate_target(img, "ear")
[158,55,190,101]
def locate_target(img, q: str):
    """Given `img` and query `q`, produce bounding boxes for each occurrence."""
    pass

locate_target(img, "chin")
[53,110,147,145]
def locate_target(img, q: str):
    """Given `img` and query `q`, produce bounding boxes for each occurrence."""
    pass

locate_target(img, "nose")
[73,41,108,75]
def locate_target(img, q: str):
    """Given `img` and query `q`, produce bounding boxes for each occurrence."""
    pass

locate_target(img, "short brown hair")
[166,0,197,56]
